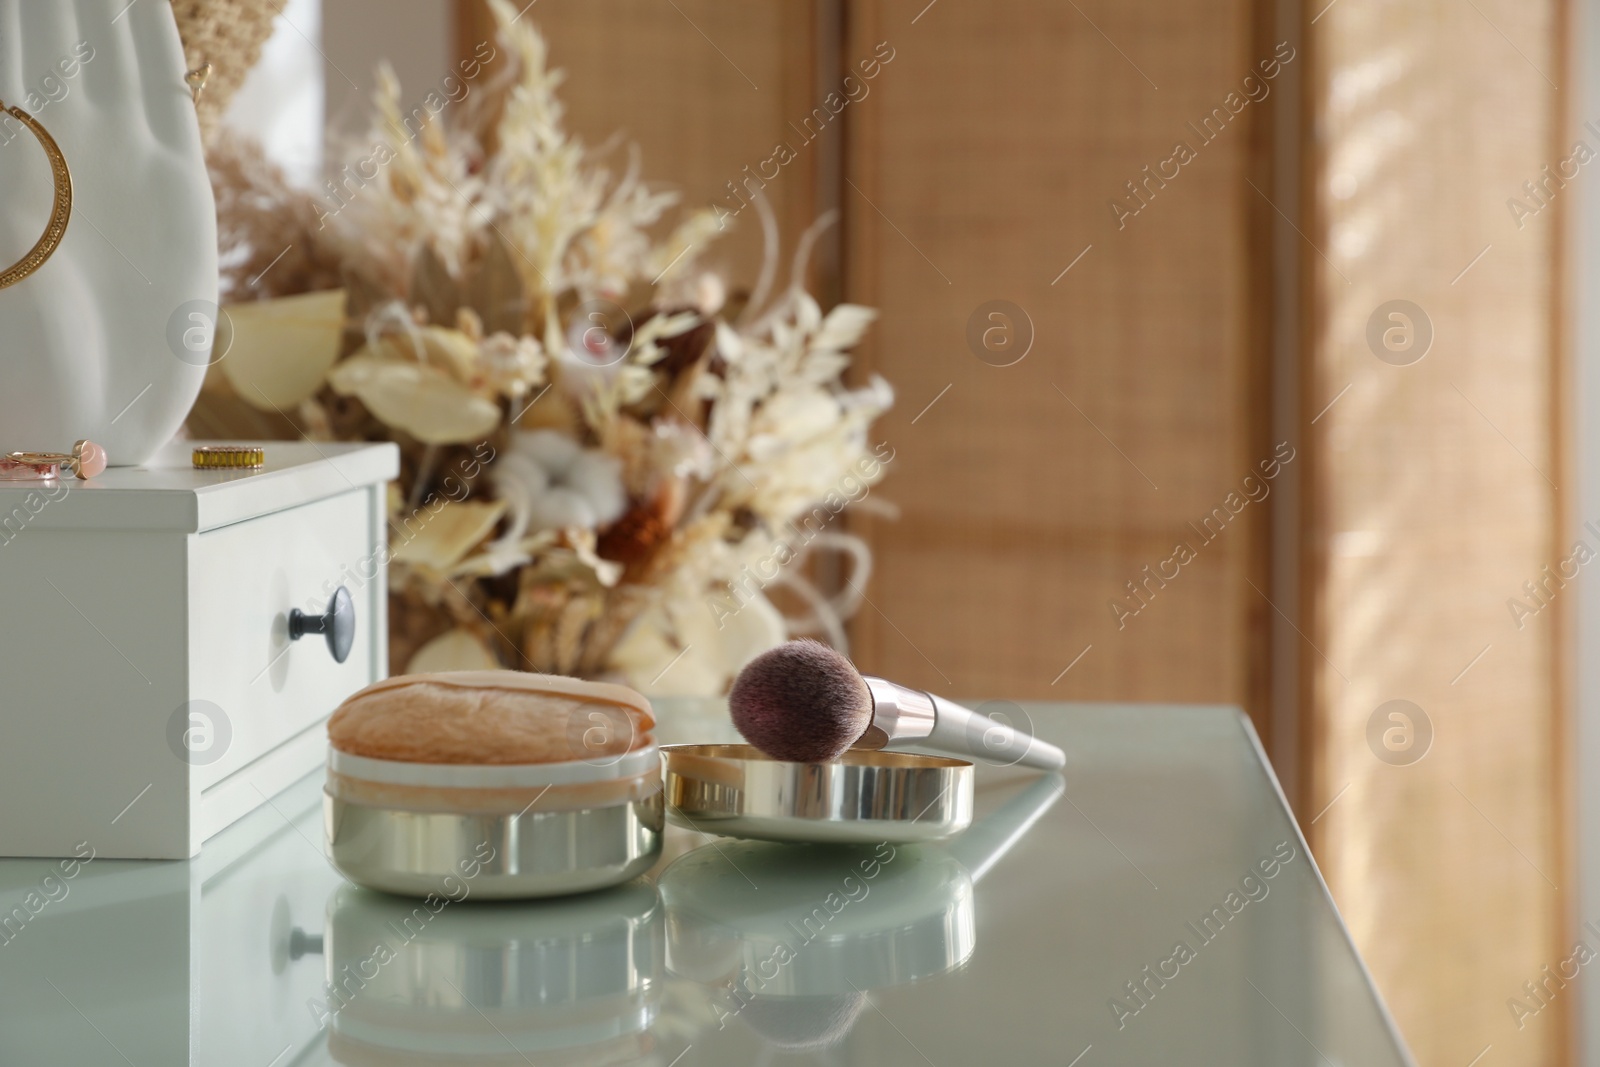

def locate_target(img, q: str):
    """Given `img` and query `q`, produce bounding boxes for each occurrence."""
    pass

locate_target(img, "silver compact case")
[661,743,974,844]
[324,745,663,899]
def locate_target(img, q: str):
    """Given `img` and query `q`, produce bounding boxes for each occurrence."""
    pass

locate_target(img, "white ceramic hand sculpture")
[0,1,217,465]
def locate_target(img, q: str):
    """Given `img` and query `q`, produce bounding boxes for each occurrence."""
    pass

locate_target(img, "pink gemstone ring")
[2,440,107,481]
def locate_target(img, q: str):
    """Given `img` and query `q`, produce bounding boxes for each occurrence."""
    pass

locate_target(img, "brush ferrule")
[853,676,937,750]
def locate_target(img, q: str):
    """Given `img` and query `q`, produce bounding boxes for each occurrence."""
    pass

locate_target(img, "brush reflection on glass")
[657,772,1063,1052]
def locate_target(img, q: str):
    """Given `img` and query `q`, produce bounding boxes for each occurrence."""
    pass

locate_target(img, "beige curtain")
[1305,1,1569,1063]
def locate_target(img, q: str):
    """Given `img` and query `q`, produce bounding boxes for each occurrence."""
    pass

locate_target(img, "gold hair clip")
[0,99,72,290]
[2,440,106,481]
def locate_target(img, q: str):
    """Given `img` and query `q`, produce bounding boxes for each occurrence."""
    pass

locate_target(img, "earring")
[0,100,72,290]
[186,62,213,105]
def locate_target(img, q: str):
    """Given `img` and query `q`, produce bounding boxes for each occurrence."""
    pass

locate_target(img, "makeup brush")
[728,640,1066,771]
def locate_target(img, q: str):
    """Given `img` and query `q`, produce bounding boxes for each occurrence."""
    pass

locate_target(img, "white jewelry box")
[0,439,398,859]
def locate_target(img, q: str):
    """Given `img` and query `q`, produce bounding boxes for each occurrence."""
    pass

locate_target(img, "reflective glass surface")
[0,701,1411,1065]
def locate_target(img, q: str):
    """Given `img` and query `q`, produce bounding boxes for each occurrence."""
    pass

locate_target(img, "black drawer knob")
[288,586,355,664]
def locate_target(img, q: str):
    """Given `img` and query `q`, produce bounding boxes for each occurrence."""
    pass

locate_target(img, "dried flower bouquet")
[194,0,893,694]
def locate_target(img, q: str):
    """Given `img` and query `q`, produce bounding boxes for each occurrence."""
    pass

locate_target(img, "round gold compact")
[323,671,663,899]
[662,743,974,844]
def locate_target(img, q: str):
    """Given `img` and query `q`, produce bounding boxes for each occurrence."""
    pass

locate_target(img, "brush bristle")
[728,640,873,763]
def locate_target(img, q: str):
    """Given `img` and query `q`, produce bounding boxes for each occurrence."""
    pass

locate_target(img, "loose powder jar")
[323,671,663,899]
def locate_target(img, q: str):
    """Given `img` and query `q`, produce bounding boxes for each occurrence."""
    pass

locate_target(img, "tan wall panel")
[869,542,1262,702]
[843,0,1275,713]
[1306,0,1567,1062]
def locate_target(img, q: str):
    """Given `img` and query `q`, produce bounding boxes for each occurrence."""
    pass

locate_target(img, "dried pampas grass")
[207,134,345,302]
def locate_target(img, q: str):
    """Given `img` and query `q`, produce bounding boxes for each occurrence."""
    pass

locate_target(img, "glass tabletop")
[0,700,1411,1066]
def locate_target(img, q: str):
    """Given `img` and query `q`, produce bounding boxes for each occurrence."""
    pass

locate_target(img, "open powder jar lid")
[323,671,664,900]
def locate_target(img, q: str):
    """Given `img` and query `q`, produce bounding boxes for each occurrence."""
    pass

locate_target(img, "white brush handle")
[927,694,1066,771]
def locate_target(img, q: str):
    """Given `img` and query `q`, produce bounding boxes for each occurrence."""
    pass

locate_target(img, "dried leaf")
[639,315,712,377]
[391,499,508,572]
[187,362,301,440]
[464,230,528,335]
[814,303,878,351]
[328,354,501,444]
[219,290,347,411]
[554,593,601,675]
[608,591,785,696]
[406,628,501,673]
[341,265,390,325]
[411,244,460,328]
[402,326,482,383]
[579,586,652,676]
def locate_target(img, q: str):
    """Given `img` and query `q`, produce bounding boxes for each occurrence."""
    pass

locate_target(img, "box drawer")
[188,488,385,790]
